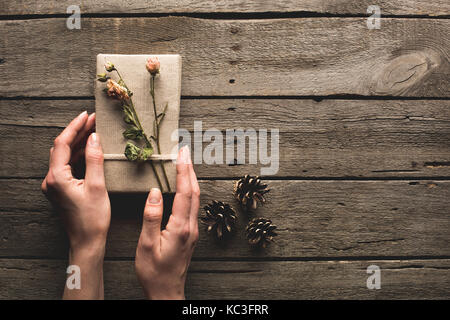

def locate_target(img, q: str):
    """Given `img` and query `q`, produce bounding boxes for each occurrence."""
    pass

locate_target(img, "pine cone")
[234,175,270,211]
[201,201,237,239]
[246,218,277,247]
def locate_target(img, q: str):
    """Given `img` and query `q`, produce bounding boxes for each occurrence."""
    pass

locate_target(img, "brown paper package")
[95,54,181,193]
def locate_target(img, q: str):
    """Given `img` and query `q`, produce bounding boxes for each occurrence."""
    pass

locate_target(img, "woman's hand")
[135,146,200,300]
[41,111,110,299]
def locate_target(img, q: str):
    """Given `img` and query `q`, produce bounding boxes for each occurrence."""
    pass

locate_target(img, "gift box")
[95,54,181,193]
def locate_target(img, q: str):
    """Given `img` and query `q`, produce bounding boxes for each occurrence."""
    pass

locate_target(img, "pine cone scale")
[234,175,270,211]
[202,201,237,240]
[245,218,278,247]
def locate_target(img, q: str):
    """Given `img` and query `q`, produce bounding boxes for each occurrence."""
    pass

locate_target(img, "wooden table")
[0,1,449,299]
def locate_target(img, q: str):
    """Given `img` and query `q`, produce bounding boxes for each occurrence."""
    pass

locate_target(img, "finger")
[41,147,55,194]
[84,133,106,191]
[141,188,163,250]
[70,113,95,166]
[188,160,200,239]
[71,113,96,155]
[170,146,192,227]
[41,178,48,195]
[50,111,88,169]
[70,113,96,171]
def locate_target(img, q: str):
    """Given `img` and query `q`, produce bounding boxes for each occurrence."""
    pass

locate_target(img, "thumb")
[85,133,106,190]
[141,188,163,248]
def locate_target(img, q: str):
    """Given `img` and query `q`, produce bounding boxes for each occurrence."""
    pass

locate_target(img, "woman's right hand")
[135,146,200,300]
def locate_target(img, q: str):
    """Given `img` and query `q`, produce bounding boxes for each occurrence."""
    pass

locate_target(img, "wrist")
[144,286,185,300]
[65,241,105,300]
[147,292,185,300]
[69,233,107,255]
[69,241,106,263]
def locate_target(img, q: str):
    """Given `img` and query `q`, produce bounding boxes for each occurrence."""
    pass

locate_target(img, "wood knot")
[370,51,441,95]
[231,44,241,51]
[230,26,239,34]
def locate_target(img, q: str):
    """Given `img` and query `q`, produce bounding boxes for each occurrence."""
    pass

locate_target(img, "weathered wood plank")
[3,98,450,131]
[1,259,449,299]
[0,17,448,97]
[1,99,449,178]
[1,1,449,16]
[1,179,449,258]
[3,125,450,178]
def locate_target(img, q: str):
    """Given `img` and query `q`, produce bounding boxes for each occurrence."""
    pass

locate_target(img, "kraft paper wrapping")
[95,54,181,192]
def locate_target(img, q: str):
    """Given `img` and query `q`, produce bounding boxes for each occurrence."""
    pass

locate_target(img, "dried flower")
[124,142,140,161]
[96,73,109,82]
[125,142,153,161]
[97,62,168,191]
[105,62,115,72]
[106,79,129,100]
[146,57,160,75]
[123,126,143,140]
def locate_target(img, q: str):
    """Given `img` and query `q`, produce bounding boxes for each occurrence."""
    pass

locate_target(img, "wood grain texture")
[1,0,449,16]
[0,4,449,300]
[1,99,449,178]
[1,259,449,299]
[1,179,449,258]
[0,17,448,97]
[3,98,450,130]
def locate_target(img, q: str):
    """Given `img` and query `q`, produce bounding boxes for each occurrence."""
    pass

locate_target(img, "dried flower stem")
[150,74,172,192]
[114,70,165,191]
[127,99,164,191]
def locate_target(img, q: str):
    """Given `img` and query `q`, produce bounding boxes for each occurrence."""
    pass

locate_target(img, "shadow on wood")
[110,192,175,229]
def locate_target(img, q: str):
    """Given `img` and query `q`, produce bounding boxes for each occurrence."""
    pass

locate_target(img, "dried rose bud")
[146,57,160,75]
[105,62,115,72]
[106,79,129,100]
[97,73,109,82]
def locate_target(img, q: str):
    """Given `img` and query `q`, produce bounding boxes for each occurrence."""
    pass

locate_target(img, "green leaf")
[123,126,143,140]
[123,113,133,125]
[124,142,140,161]
[139,147,154,161]
[97,73,109,82]
[122,105,135,125]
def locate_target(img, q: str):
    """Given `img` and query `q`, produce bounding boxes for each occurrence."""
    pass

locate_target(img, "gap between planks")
[0,12,450,21]
[2,177,450,181]
[2,0,450,18]
[2,255,450,262]
[1,95,450,101]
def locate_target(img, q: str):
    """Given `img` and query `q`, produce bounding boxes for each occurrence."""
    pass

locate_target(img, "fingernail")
[89,132,99,146]
[78,111,88,118]
[148,188,161,204]
[180,145,191,164]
